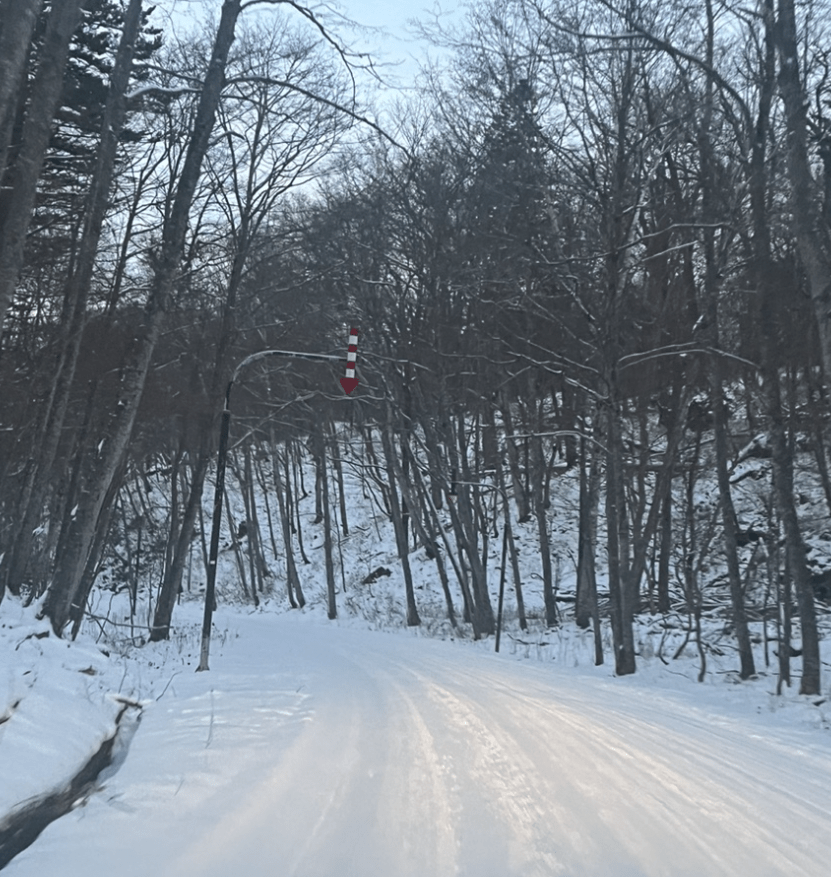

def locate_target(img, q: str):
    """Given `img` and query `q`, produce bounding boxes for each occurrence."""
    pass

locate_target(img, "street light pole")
[197,348,342,672]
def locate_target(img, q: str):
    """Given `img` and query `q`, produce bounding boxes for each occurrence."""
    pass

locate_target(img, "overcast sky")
[319,1,461,92]
[333,1,443,61]
[153,1,462,90]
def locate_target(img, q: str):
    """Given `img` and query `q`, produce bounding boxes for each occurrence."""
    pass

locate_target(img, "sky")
[329,0,457,87]
[153,1,463,94]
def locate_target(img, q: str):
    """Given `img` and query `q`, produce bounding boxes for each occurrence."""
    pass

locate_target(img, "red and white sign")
[340,327,359,395]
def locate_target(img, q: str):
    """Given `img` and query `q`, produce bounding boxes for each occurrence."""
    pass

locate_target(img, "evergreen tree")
[0,0,161,337]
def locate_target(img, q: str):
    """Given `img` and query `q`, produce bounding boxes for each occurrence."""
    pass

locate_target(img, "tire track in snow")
[352,648,585,876]
[281,652,460,877]
[403,653,831,876]
[487,672,831,872]
[418,678,581,876]
[174,642,459,877]
[493,687,790,877]
[387,661,646,877]
[371,672,459,876]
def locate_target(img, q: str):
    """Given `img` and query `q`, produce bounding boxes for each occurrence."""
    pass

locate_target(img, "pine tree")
[13,0,161,299]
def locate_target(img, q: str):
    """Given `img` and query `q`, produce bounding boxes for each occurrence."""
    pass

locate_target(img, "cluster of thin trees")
[0,0,360,632]
[1,0,831,695]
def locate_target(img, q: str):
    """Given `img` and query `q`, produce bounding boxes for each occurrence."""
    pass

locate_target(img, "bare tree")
[150,18,351,639]
[43,0,245,634]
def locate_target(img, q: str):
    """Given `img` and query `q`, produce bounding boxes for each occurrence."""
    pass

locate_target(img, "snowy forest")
[6,0,831,872]
[3,0,831,699]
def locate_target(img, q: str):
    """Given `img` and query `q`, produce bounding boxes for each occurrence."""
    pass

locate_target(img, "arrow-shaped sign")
[340,327,359,395]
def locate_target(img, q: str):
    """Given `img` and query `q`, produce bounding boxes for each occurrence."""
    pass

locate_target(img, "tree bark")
[657,488,672,615]
[698,0,755,679]
[490,408,527,632]
[241,453,262,606]
[150,446,210,640]
[314,424,337,620]
[420,415,480,634]
[575,434,600,630]
[682,430,706,681]
[330,424,349,537]
[0,0,44,181]
[532,422,557,627]
[409,448,457,628]
[605,398,637,675]
[244,444,266,595]
[450,413,494,635]
[499,395,531,522]
[273,443,304,608]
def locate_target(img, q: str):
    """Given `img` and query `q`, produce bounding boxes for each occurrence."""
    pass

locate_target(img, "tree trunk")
[657,487,672,615]
[711,375,756,679]
[245,444,266,594]
[490,408,528,632]
[683,430,706,682]
[0,0,44,180]
[775,0,831,387]
[151,445,210,641]
[314,424,337,620]
[575,434,600,629]
[698,0,754,679]
[763,369,820,693]
[67,455,127,639]
[605,399,637,675]
[272,441,304,608]
[777,543,793,694]
[409,451,457,628]
[754,0,822,694]
[532,424,557,627]
[330,424,349,536]
[499,395,530,522]
[225,484,249,599]
[420,415,480,634]
[381,417,420,627]
[234,447,261,605]
[289,440,310,565]
[627,384,692,614]
[0,0,84,340]
[451,414,494,635]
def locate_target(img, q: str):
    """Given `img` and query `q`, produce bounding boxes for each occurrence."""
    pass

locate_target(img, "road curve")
[5,613,831,877]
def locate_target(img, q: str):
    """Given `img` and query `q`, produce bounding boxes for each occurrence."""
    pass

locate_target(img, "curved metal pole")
[197,348,344,672]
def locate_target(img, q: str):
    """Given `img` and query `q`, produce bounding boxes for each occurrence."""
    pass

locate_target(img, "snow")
[3,598,831,876]
[125,84,199,101]
[4,423,831,874]
[0,598,125,818]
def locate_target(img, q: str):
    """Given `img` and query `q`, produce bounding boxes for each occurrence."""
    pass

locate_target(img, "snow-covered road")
[6,611,831,877]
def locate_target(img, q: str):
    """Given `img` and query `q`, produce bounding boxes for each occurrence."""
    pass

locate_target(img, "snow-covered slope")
[4,608,831,877]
